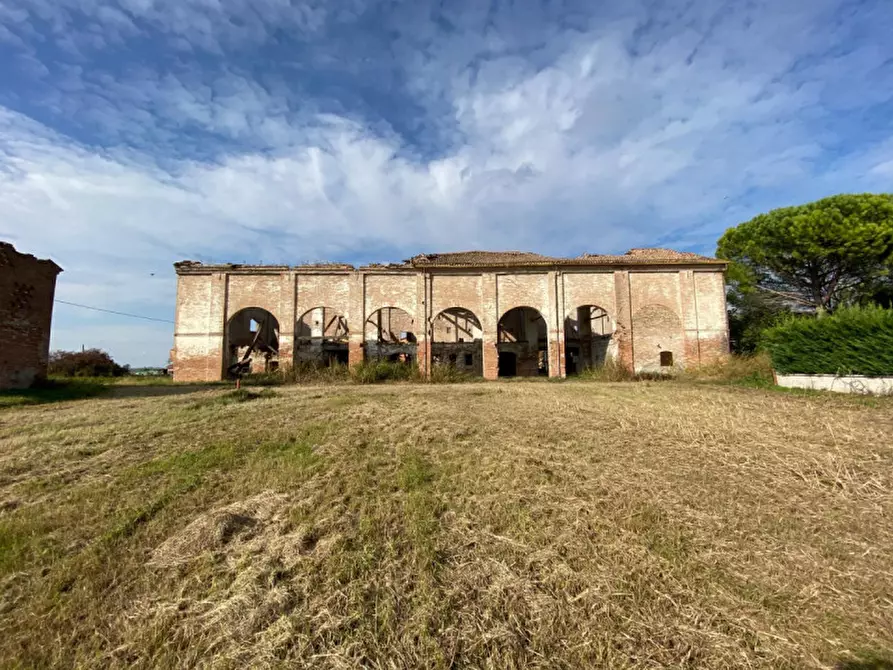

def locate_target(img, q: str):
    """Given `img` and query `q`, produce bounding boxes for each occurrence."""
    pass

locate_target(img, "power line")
[54,299,175,324]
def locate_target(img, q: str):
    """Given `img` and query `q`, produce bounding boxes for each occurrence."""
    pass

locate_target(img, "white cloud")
[1,0,892,365]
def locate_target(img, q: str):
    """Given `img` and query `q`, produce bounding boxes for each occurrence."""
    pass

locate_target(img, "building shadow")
[0,380,106,408]
[105,384,220,399]
[1,380,221,407]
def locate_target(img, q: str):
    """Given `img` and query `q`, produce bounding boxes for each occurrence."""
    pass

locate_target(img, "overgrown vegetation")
[762,305,893,375]
[48,348,129,378]
[427,362,478,383]
[576,358,645,382]
[1,383,891,667]
[726,281,791,353]
[677,352,775,388]
[244,360,477,386]
[350,359,420,383]
[245,361,353,386]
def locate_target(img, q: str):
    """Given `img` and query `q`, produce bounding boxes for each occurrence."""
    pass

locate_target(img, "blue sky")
[1,0,892,366]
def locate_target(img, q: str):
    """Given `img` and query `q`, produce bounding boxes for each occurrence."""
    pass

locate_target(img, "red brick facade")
[0,243,62,389]
[171,250,729,382]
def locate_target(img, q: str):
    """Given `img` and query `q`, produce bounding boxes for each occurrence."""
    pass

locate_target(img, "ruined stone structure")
[172,249,729,382]
[0,243,62,389]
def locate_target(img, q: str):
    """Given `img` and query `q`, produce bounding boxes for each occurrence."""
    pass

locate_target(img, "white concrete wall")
[775,373,893,395]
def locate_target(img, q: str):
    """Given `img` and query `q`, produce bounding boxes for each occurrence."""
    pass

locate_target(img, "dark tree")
[717,193,893,311]
[49,349,129,377]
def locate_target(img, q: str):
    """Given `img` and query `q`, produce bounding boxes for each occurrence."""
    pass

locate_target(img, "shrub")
[350,360,420,384]
[49,349,129,378]
[761,305,893,376]
[428,363,477,384]
[245,362,352,386]
[576,358,638,382]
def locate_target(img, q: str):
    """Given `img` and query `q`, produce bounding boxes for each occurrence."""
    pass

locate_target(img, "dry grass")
[1,381,892,668]
[678,353,776,388]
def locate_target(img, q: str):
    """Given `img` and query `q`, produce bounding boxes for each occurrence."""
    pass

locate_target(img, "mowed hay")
[0,382,892,668]
[147,491,293,568]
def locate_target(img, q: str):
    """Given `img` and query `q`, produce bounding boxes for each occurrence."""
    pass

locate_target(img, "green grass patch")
[103,476,202,544]
[398,450,436,492]
[0,379,108,408]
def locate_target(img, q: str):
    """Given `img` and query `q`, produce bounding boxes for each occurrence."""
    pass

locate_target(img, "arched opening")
[295,307,349,367]
[497,306,548,377]
[564,305,614,375]
[364,307,418,364]
[431,307,483,376]
[226,307,280,376]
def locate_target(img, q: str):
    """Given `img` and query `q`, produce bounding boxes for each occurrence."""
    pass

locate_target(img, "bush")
[727,291,790,354]
[428,363,478,384]
[244,362,352,386]
[576,358,638,382]
[350,360,420,384]
[761,305,893,376]
[49,349,129,378]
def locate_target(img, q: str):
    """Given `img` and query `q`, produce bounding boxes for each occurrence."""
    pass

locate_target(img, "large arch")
[431,307,483,376]
[225,307,280,376]
[295,306,349,367]
[497,306,548,377]
[632,304,684,372]
[364,307,418,363]
[564,305,615,375]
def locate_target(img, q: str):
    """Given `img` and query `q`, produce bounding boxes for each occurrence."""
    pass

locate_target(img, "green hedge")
[761,305,893,376]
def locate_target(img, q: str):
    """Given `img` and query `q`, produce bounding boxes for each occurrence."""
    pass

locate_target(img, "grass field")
[1,380,892,668]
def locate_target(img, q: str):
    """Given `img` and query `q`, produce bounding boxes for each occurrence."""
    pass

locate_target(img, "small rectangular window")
[449,353,457,364]
[660,351,674,367]
[464,353,473,366]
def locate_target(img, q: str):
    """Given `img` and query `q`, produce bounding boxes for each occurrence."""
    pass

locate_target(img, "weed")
[575,358,671,382]
[428,363,479,384]
[678,352,775,387]
[351,360,420,384]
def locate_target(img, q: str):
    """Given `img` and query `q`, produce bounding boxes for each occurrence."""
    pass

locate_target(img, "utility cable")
[54,299,175,324]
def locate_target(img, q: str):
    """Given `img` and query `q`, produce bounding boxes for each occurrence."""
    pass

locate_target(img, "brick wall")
[172,262,729,382]
[0,243,61,389]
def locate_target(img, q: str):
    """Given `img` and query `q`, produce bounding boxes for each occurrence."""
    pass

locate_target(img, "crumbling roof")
[0,242,62,274]
[403,248,722,268]
[407,251,556,266]
[174,247,724,274]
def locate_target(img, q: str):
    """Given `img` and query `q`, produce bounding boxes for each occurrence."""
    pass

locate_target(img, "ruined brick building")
[172,249,729,382]
[0,243,62,389]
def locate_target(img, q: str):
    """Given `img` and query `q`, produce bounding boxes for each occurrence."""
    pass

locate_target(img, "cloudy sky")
[2,0,892,366]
